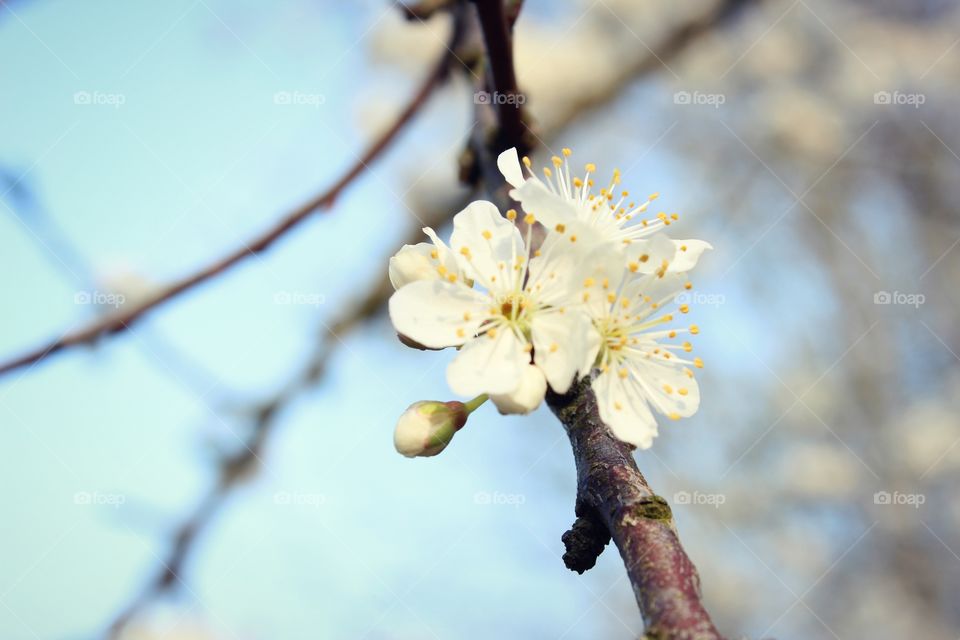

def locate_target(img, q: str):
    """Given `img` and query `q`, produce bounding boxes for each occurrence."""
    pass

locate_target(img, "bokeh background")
[2,0,959,638]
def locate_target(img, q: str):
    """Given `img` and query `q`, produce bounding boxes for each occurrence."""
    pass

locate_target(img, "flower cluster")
[388,148,711,449]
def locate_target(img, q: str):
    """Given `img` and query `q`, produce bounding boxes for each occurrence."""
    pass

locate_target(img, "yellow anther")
[506,209,517,221]
[573,177,584,187]
[522,156,532,168]
[447,274,457,282]
[549,343,559,353]
[487,328,498,339]
[614,402,623,411]
[562,148,572,157]
[551,156,562,167]
[555,223,566,233]
[640,254,649,263]
[684,282,692,290]
[680,244,688,251]
[618,368,629,379]
[583,277,595,287]
[680,304,690,313]
[459,247,471,258]
[543,167,553,178]
[628,262,639,273]
[482,230,492,240]
[668,330,677,338]
[585,162,597,173]
[694,357,704,368]
[689,325,700,335]
[668,412,680,420]
[678,388,689,396]
[463,312,472,321]
[671,213,679,221]
[650,192,660,200]
[663,384,673,394]
[607,293,616,303]
[524,213,536,225]
[456,328,465,338]
[569,235,577,242]
[683,341,692,352]
[430,249,439,259]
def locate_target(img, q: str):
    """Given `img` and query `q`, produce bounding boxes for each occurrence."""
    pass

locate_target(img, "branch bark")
[547,379,725,640]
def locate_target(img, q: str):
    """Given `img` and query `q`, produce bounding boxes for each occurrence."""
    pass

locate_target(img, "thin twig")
[0,22,462,379]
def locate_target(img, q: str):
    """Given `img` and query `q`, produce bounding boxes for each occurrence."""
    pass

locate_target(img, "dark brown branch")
[0,24,462,379]
[548,379,725,640]
[471,0,530,153]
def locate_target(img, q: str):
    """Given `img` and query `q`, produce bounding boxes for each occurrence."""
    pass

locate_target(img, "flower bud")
[491,365,547,415]
[394,400,469,458]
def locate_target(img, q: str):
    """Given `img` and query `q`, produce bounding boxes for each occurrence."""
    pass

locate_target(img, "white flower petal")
[631,359,700,418]
[388,242,438,290]
[530,309,591,394]
[497,147,525,188]
[510,179,579,228]
[669,239,713,272]
[422,227,462,275]
[623,233,677,275]
[388,279,488,349]
[450,200,524,293]
[447,328,528,396]
[592,370,659,449]
[491,364,547,414]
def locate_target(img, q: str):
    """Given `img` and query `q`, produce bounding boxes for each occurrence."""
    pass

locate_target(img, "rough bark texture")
[547,378,725,640]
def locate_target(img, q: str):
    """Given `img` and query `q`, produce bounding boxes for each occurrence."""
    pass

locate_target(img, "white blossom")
[389,150,711,446]
[497,147,711,272]
[577,251,703,448]
[389,201,591,406]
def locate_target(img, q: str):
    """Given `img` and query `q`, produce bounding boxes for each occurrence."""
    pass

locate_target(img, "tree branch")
[0,18,464,379]
[471,0,527,152]
[547,379,725,640]
[469,1,732,637]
